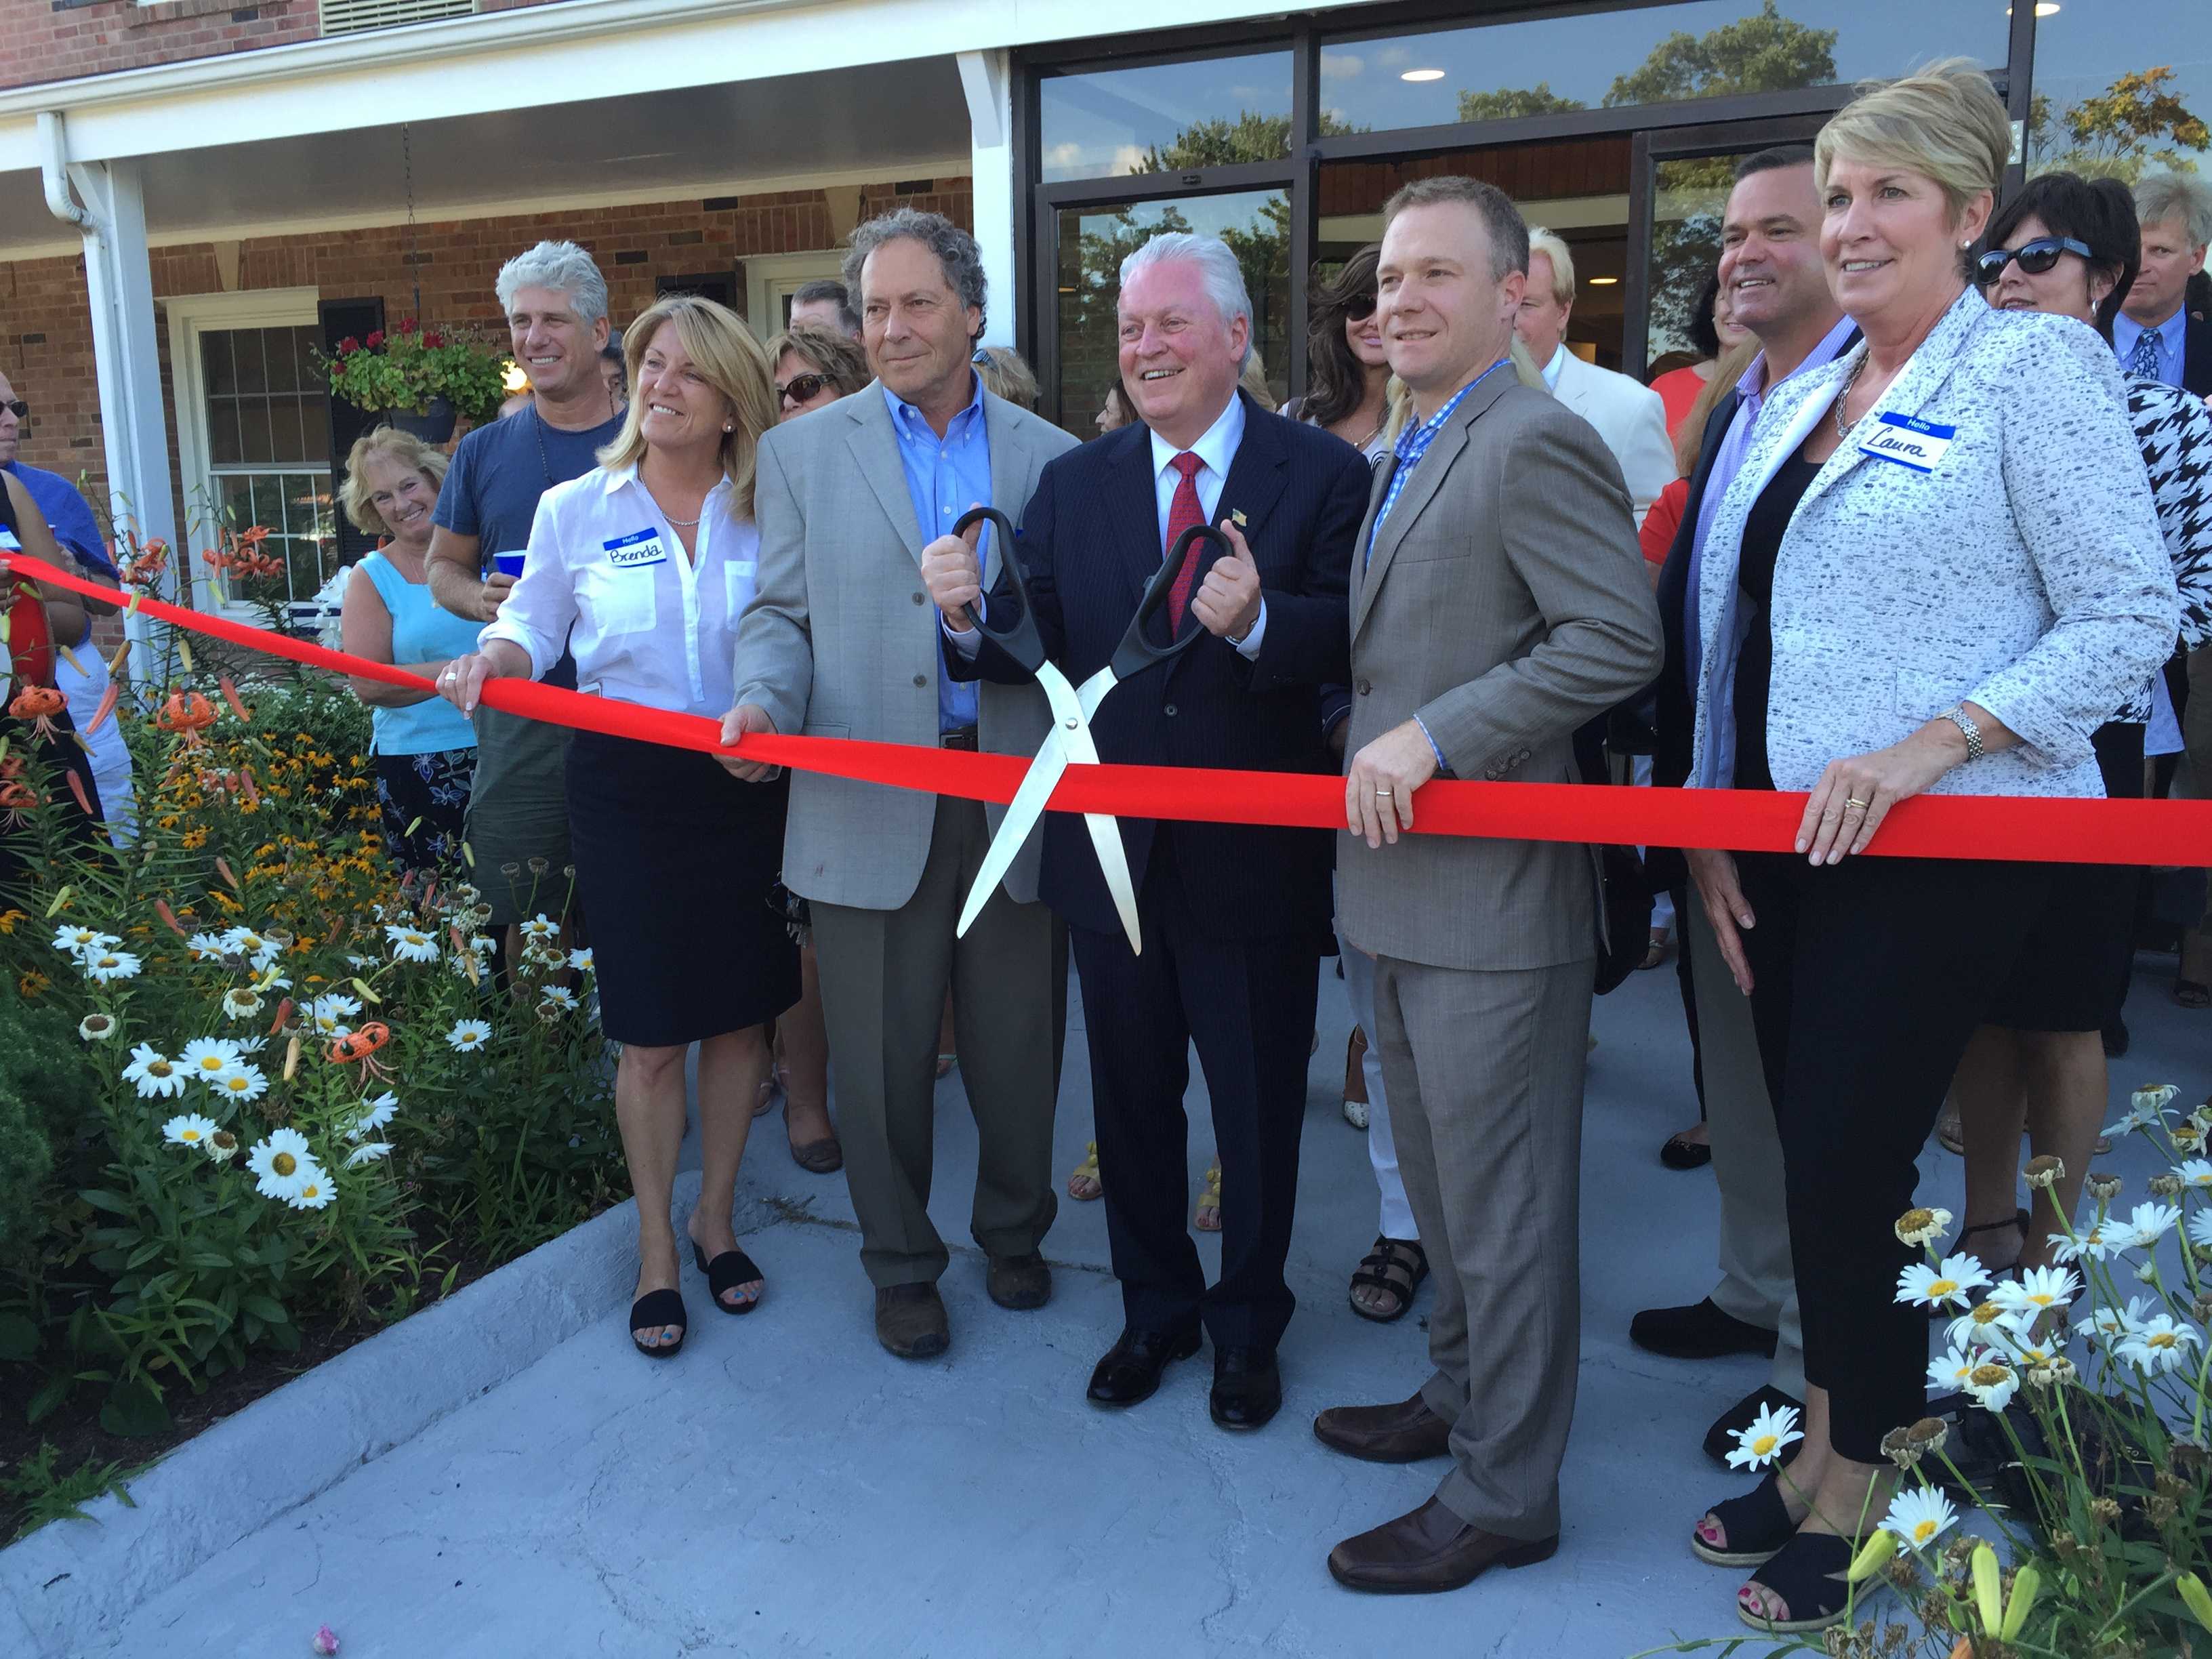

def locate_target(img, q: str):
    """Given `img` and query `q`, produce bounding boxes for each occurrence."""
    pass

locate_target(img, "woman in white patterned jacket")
[1677,62,2179,1635]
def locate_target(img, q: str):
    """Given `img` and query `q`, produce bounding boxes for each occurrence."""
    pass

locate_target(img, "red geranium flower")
[364,330,386,350]
[335,337,360,356]
[422,331,444,349]
[398,317,417,335]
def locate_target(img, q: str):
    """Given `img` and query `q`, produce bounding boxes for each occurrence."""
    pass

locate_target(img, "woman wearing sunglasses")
[1282,245,1392,462]
[1940,171,2212,1292]
[768,322,870,422]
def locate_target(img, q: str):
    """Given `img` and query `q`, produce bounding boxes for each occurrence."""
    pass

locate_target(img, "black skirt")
[565,729,798,1048]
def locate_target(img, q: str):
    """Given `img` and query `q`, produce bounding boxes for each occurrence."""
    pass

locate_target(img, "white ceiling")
[4,55,968,256]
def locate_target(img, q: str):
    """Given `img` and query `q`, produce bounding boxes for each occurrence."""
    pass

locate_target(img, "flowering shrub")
[1,663,621,1438]
[312,320,509,423]
[1649,1081,2212,1659]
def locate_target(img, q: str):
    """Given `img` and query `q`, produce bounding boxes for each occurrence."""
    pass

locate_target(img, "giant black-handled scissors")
[951,508,1232,955]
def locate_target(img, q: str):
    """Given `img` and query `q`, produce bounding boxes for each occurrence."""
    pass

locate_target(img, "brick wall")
[1,176,973,557]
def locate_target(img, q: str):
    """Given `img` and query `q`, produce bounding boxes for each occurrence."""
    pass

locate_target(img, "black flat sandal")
[630,1288,688,1359]
[1737,1532,1856,1634]
[693,1242,764,1315]
[1936,1208,2031,1319]
[1690,1471,1799,1568]
[1660,1132,1713,1170]
[1349,1236,1428,1323]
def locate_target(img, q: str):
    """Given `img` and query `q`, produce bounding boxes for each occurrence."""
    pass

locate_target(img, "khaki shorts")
[463,705,575,926]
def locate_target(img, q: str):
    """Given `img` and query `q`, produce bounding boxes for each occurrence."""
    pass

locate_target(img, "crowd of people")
[0,52,2205,1633]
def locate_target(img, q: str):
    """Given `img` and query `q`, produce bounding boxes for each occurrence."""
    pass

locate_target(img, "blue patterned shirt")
[1366,359,1511,567]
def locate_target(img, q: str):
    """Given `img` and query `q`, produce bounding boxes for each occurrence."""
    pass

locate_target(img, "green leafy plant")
[0,1441,139,1541]
[313,320,510,423]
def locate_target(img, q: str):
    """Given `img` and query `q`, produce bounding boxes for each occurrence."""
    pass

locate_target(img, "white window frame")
[163,287,327,619]
[743,251,852,342]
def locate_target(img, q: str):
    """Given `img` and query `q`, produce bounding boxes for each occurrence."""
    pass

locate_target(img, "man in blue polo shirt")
[0,369,135,841]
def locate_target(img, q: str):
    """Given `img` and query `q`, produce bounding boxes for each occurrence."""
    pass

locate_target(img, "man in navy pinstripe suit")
[931,233,1370,1429]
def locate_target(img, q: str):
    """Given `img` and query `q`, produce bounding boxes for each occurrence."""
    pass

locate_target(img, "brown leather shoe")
[874,1283,949,1359]
[1328,1498,1558,1594]
[1313,1391,1453,1463]
[985,1251,1052,1311]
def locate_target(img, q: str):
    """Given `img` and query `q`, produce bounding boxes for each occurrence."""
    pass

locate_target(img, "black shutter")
[655,271,739,310]
[319,295,386,563]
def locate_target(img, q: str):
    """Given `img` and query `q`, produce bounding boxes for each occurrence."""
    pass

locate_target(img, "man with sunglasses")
[0,368,134,841]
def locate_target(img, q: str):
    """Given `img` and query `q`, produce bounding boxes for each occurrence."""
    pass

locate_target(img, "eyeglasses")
[972,348,994,365]
[1343,294,1378,322]
[776,373,831,407]
[0,400,26,419]
[1973,235,2095,285]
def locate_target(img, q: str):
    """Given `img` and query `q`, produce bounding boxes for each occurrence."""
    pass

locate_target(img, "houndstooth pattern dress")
[2112,375,2212,724]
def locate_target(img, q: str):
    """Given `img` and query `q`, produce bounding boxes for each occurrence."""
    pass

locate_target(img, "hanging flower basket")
[313,321,508,430]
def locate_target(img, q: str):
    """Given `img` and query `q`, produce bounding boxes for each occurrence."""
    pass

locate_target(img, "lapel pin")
[1230,509,1247,528]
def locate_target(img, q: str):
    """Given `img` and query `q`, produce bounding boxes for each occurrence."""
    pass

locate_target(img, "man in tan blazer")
[1315,176,1664,1594]
[724,210,1078,1359]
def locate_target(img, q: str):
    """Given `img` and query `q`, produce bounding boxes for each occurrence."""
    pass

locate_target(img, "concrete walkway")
[92,947,2205,1658]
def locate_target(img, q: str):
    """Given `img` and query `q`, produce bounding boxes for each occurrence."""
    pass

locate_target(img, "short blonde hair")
[972,346,1039,411]
[1815,58,2009,222]
[598,295,777,518]
[1237,356,1278,413]
[766,322,871,400]
[340,428,449,537]
[1526,227,1576,305]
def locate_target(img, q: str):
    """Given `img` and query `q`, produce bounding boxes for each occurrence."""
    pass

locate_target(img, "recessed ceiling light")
[1586,275,1620,285]
[2003,3,2060,14]
[1400,68,1446,83]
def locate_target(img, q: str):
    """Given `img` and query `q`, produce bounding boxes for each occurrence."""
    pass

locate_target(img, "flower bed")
[0,588,624,1540]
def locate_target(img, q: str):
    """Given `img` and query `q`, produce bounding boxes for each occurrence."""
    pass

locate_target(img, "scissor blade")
[956,736,1069,940]
[1059,668,1143,956]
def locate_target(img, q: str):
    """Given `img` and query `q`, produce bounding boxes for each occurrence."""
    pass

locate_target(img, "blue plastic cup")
[493,552,525,578]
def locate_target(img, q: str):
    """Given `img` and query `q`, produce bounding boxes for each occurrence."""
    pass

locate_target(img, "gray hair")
[495,240,609,328]
[842,210,987,334]
[1381,176,1531,284]
[2134,171,2212,249]
[1119,232,1255,369]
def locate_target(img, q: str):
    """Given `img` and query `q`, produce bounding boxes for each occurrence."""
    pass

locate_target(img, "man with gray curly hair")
[2121,172,2212,397]
[724,209,1079,1361]
[428,239,624,943]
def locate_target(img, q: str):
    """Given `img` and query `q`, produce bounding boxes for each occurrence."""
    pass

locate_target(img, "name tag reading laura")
[604,527,670,569]
[1857,412,1957,474]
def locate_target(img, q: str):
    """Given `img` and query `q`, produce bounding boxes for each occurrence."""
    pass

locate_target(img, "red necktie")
[1164,451,1205,631]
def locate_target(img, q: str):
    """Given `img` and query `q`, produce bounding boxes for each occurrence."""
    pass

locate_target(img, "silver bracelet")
[1939,704,1984,762]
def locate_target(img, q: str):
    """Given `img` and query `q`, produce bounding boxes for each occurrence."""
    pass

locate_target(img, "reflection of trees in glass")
[1448,2,1837,123]
[2028,66,2209,182]
[1648,157,1738,364]
[1134,110,1363,172]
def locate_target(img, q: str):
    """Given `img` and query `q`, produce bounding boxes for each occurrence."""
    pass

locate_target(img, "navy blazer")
[956,392,1370,943]
[2184,309,2212,401]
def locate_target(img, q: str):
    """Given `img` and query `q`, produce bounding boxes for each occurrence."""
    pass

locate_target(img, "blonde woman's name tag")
[1858,413,1956,474]
[605,527,669,569]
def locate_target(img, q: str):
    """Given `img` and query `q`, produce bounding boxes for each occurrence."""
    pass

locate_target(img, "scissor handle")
[951,505,1048,675]
[1109,523,1233,680]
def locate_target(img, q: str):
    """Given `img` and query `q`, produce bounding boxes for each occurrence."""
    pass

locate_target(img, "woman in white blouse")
[1679,64,2177,1633]
[441,294,798,1359]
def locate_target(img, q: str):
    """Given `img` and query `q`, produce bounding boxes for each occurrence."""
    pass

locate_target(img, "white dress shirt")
[480,464,758,720]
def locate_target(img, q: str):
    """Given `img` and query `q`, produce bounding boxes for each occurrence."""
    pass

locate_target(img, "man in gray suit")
[1315,176,1663,1594]
[722,210,1078,1359]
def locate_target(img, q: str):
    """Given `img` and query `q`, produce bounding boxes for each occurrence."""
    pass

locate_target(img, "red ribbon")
[13,551,2209,867]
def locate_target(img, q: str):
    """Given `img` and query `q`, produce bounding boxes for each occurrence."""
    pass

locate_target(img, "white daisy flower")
[77,1013,118,1042]
[287,1168,337,1210]
[2188,1209,2212,1253]
[2053,1221,2116,1263]
[247,1129,319,1201]
[539,985,579,1014]
[222,988,265,1021]
[445,1019,492,1053]
[352,1092,398,1136]
[345,954,376,971]
[2116,1203,2184,1251]
[1725,1401,1803,1471]
[122,1044,188,1099]
[213,1064,268,1103]
[1927,1346,1978,1393]
[344,1142,392,1169]
[518,914,558,942]
[311,993,362,1022]
[1893,1207,1952,1248]
[567,947,594,974]
[1989,1265,2082,1317]
[385,924,439,964]
[161,1113,220,1151]
[219,926,281,970]
[179,1037,245,1082]
[1896,1254,1991,1311]
[1944,1301,2024,1352]
[2116,1315,2203,1376]
[1999,1330,2061,1370]
[1965,1359,2019,1412]
[2175,1159,2212,1192]
[52,924,119,958]
[469,935,497,956]
[186,933,228,962]
[81,949,142,983]
[1879,1487,1959,1551]
[2088,1297,2154,1344]
[2175,1124,2207,1155]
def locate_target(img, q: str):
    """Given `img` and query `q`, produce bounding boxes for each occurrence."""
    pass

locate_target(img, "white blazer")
[1551,350,1675,527]
[1688,289,2177,800]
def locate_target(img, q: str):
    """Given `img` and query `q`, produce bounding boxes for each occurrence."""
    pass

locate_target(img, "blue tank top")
[359,551,483,756]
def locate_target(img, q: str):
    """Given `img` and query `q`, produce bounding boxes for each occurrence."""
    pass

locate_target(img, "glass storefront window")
[2026,0,2211,180]
[1647,154,1744,367]
[1318,1,2006,136]
[1040,53,1293,182]
[1054,190,1290,434]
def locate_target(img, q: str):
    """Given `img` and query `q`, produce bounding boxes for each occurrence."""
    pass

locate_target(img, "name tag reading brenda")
[604,528,670,570]
[1857,412,1957,474]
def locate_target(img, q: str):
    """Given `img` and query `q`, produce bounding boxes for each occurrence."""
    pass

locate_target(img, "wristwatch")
[1938,703,1984,762]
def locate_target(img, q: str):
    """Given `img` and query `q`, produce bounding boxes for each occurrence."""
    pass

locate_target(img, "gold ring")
[1845,797,1869,810]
